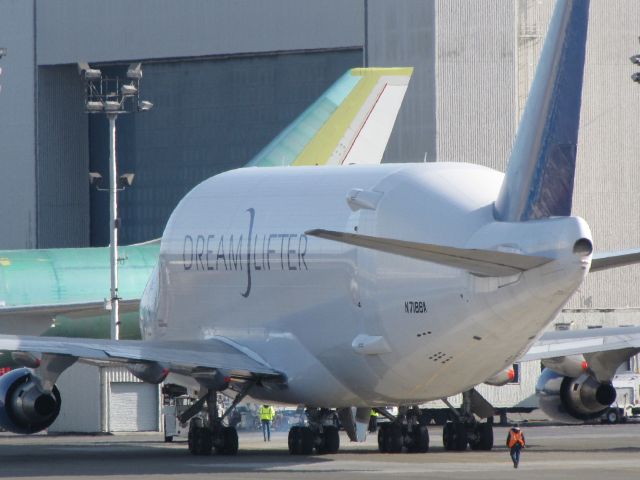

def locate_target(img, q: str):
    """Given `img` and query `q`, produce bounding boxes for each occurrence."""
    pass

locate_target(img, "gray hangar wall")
[0,1,37,249]
[0,0,365,249]
[365,0,437,165]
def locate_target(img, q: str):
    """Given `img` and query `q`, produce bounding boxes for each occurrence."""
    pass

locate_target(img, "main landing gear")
[442,419,493,451]
[187,390,239,456]
[441,390,494,452]
[377,406,429,453]
[288,408,340,455]
[184,380,256,456]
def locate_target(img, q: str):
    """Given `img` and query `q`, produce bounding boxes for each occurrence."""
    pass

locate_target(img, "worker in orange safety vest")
[506,425,526,468]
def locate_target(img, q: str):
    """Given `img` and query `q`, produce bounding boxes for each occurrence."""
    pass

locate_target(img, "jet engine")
[0,368,61,434]
[536,368,616,423]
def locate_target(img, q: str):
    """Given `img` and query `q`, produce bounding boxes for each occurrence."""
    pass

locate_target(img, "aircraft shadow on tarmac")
[0,440,336,478]
[3,434,640,478]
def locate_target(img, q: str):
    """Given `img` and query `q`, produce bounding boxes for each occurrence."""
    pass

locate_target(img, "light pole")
[79,62,153,340]
[0,48,6,95]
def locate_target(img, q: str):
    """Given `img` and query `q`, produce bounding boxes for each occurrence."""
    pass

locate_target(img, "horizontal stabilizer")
[305,229,552,277]
[590,249,640,272]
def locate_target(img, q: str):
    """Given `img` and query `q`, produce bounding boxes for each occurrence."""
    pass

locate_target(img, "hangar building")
[0,0,639,431]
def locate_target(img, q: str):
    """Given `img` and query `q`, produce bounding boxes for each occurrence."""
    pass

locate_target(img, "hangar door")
[109,382,159,432]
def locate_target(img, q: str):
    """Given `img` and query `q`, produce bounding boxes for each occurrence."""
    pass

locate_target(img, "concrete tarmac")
[2,423,640,480]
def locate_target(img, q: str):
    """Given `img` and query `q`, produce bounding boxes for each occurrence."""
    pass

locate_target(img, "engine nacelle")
[484,367,516,387]
[541,354,588,378]
[0,368,61,434]
[536,368,616,423]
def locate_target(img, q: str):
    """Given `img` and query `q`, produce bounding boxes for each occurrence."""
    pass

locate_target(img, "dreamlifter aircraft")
[2,0,640,456]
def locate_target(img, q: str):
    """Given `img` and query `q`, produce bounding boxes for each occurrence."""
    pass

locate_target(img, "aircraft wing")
[590,248,640,272]
[306,229,553,277]
[521,327,640,363]
[0,334,284,381]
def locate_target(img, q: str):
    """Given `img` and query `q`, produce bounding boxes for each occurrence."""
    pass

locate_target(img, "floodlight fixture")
[630,54,640,66]
[86,101,104,112]
[0,48,6,59]
[89,172,103,184]
[104,100,121,111]
[126,63,143,80]
[632,72,640,84]
[77,61,102,80]
[121,83,137,96]
[138,100,153,112]
[118,173,135,188]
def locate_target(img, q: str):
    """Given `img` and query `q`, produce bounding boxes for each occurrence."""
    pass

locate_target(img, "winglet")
[494,0,590,221]
[246,68,413,167]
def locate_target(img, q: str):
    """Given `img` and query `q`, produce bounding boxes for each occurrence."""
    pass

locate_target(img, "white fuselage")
[140,163,591,407]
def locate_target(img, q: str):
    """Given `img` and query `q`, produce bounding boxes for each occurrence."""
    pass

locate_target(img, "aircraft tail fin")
[305,229,552,277]
[246,67,413,167]
[494,0,590,222]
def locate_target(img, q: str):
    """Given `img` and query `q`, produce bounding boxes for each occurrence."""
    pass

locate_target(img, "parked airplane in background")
[1,0,639,457]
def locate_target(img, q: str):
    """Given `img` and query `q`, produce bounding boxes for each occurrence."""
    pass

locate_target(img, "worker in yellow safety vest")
[259,405,276,442]
[506,425,526,468]
[369,409,379,433]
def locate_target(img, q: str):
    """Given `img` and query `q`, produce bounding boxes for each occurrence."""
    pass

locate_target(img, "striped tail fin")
[494,0,590,222]
[245,68,413,167]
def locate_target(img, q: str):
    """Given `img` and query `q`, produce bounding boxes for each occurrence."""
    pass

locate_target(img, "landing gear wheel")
[216,426,239,455]
[288,426,302,454]
[443,421,467,451]
[288,426,314,455]
[469,422,493,451]
[442,422,454,451]
[300,426,314,454]
[407,425,429,453]
[320,426,340,454]
[606,409,619,424]
[188,421,213,456]
[383,424,403,453]
[378,424,388,453]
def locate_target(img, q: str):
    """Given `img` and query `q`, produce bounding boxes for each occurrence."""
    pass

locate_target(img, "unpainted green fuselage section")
[0,242,159,367]
[0,242,158,309]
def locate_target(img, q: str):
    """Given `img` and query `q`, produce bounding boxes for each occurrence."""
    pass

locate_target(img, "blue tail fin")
[494,0,590,222]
